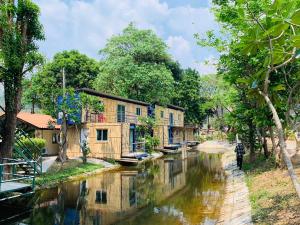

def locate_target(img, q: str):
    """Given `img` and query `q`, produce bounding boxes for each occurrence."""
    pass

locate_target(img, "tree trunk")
[248,120,256,162]
[58,113,68,163]
[260,91,300,198]
[269,126,276,154]
[31,100,35,114]
[0,76,22,158]
[262,128,269,158]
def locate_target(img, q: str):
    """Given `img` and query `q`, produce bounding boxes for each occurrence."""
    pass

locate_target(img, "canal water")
[1,152,226,225]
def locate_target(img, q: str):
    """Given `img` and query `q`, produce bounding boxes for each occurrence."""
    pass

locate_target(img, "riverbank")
[198,141,253,225]
[36,152,163,189]
[244,154,300,225]
[36,159,120,189]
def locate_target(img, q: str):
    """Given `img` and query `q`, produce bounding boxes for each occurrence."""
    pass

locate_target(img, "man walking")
[235,141,245,170]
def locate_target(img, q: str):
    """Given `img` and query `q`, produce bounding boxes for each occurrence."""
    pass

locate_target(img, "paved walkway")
[199,141,253,225]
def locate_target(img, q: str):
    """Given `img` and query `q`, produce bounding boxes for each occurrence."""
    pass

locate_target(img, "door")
[168,127,173,144]
[129,124,136,152]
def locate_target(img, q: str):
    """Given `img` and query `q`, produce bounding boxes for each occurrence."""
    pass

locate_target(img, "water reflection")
[4,153,226,225]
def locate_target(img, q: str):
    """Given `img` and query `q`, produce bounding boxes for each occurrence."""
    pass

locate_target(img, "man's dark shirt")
[235,144,245,157]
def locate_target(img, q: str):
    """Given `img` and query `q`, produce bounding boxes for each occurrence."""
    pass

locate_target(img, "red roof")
[0,112,60,130]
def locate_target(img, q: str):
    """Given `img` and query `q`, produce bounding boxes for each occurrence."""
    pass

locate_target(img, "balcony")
[82,111,140,124]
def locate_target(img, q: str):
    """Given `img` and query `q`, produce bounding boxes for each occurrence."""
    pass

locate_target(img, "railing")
[14,129,43,174]
[82,111,141,124]
[156,117,184,127]
[0,159,36,192]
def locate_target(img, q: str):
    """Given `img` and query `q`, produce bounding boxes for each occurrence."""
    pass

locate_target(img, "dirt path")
[198,141,253,225]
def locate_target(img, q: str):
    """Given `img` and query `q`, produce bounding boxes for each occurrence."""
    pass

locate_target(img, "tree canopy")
[172,68,205,125]
[94,24,175,105]
[0,0,44,157]
[23,50,100,116]
[201,0,300,197]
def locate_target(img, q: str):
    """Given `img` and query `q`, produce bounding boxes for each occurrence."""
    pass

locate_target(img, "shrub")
[16,137,46,159]
[145,135,160,153]
[195,135,206,143]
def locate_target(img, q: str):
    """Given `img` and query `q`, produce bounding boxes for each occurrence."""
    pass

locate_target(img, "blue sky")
[33,0,219,74]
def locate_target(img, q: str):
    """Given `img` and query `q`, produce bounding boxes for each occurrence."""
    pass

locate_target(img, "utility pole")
[62,67,66,97]
[59,68,67,163]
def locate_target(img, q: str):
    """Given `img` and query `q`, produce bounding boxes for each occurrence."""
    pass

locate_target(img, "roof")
[79,88,151,106]
[167,104,185,112]
[0,112,60,130]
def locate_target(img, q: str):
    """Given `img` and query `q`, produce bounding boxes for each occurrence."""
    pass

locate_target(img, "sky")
[33,0,219,74]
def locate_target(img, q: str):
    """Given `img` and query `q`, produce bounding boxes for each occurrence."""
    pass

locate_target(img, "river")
[1,152,226,225]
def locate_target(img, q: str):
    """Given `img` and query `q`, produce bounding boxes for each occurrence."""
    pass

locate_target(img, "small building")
[0,112,60,155]
[153,104,185,148]
[65,88,199,160]
[66,88,150,160]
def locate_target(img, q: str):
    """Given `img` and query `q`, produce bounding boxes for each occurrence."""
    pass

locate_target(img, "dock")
[0,159,36,202]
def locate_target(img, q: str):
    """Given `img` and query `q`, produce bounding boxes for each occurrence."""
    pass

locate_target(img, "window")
[117,105,126,122]
[136,107,141,116]
[52,133,58,144]
[160,111,164,118]
[95,190,107,204]
[97,129,108,141]
[178,114,181,121]
[169,113,174,125]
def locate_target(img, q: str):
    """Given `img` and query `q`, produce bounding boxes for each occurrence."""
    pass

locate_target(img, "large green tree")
[23,50,100,116]
[94,24,175,105]
[173,68,205,125]
[205,0,300,197]
[0,0,44,157]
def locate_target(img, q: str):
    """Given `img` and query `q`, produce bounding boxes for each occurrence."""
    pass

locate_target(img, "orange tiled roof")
[0,112,60,130]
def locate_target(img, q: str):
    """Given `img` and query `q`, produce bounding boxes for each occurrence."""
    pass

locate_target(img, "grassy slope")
[36,159,103,187]
[244,154,300,225]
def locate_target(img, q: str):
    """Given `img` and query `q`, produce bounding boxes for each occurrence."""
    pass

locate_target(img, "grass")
[244,153,300,225]
[35,159,103,187]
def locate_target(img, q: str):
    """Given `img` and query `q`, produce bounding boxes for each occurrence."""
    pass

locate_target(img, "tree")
[23,50,100,117]
[57,88,104,163]
[204,0,300,197]
[0,0,44,157]
[94,23,175,105]
[173,68,205,125]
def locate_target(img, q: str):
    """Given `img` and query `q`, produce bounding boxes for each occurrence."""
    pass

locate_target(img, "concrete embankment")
[198,141,253,225]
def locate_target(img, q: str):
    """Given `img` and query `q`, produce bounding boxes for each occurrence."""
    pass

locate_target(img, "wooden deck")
[0,182,31,194]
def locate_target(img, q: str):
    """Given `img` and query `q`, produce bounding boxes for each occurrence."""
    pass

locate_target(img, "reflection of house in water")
[81,160,187,225]
[29,159,188,225]
[156,158,187,195]
[12,155,227,225]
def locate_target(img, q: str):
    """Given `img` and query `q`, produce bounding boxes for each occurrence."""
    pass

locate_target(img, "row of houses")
[6,88,199,160]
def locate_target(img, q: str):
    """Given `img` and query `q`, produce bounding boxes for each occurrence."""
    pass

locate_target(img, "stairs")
[13,129,43,175]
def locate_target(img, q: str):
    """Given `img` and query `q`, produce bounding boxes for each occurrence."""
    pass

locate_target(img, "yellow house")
[67,88,150,160]
[0,112,60,155]
[66,88,199,160]
[153,104,185,148]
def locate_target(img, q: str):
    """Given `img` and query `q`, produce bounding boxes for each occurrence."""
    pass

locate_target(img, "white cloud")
[34,0,219,71]
[195,55,218,75]
[167,36,191,65]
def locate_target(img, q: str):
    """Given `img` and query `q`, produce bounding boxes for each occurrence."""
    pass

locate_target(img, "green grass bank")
[244,154,300,225]
[35,159,104,188]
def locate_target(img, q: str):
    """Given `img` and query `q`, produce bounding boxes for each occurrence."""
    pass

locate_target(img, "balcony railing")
[156,117,184,127]
[82,111,141,124]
